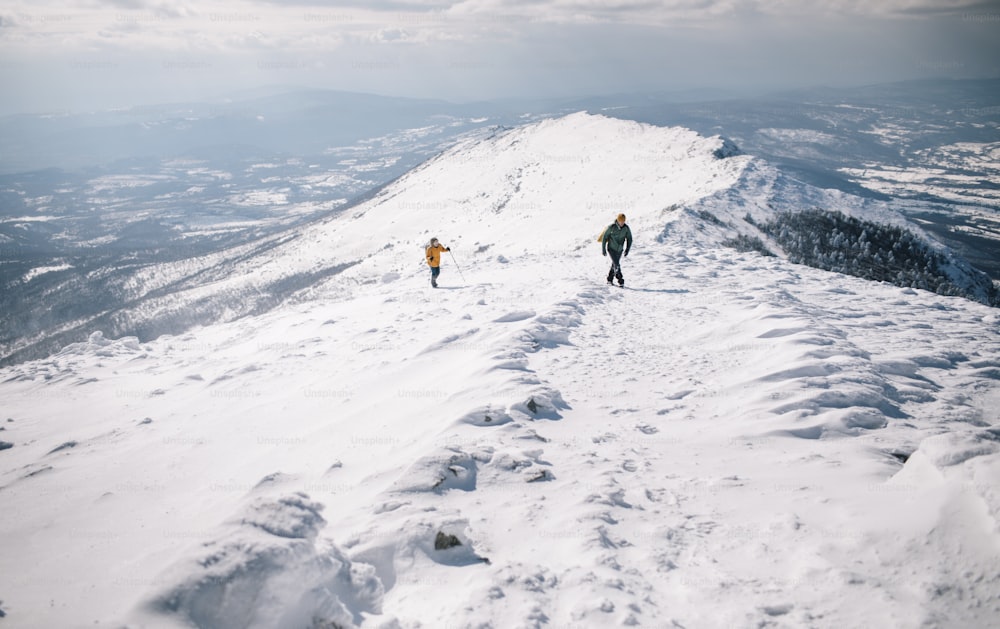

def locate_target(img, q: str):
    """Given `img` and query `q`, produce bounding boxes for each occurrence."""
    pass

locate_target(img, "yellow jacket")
[425,244,449,268]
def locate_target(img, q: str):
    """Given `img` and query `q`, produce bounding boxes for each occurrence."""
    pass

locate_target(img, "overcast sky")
[1,0,999,114]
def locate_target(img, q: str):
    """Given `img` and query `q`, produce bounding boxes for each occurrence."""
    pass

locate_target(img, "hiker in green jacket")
[602,213,633,287]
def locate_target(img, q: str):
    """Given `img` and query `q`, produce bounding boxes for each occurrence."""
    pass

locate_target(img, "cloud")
[254,0,453,7]
[869,0,1000,18]
[0,0,997,113]
[1,0,990,56]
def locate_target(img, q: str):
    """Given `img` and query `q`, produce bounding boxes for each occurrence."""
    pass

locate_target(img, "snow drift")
[1,112,999,628]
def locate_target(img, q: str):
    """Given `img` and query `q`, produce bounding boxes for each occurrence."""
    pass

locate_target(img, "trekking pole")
[449,249,467,283]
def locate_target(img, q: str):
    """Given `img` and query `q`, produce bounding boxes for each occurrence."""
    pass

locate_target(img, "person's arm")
[601,227,610,256]
[624,226,633,255]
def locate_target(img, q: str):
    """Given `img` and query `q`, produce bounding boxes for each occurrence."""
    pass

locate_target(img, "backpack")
[597,224,614,243]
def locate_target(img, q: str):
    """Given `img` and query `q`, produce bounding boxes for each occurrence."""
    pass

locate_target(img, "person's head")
[431,237,439,246]
[616,213,626,226]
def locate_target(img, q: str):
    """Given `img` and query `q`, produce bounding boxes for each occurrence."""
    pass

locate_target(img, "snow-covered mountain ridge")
[4,111,994,367]
[200,110,992,303]
[2,112,747,366]
[1,112,999,628]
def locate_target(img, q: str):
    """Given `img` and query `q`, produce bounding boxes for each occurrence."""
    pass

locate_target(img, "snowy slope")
[671,159,999,305]
[1,113,999,628]
[0,113,749,366]
[6,111,994,367]
[147,113,749,293]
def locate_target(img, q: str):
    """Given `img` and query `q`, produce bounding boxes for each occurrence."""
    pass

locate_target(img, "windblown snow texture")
[1,113,998,628]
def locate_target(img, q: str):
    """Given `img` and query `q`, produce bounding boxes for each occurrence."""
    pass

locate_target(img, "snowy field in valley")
[1,113,998,629]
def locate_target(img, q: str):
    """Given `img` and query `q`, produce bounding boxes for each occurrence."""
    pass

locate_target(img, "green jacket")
[602,223,633,255]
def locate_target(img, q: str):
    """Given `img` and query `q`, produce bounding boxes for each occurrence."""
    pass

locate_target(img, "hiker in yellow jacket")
[425,237,451,288]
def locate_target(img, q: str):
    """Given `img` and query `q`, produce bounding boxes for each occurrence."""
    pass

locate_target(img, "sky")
[1,0,999,114]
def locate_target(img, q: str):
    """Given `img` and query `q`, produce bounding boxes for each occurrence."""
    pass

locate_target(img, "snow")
[86,175,174,193]
[1,112,999,628]
[226,189,290,207]
[758,128,841,145]
[0,215,62,223]
[841,141,1000,208]
[22,263,73,283]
